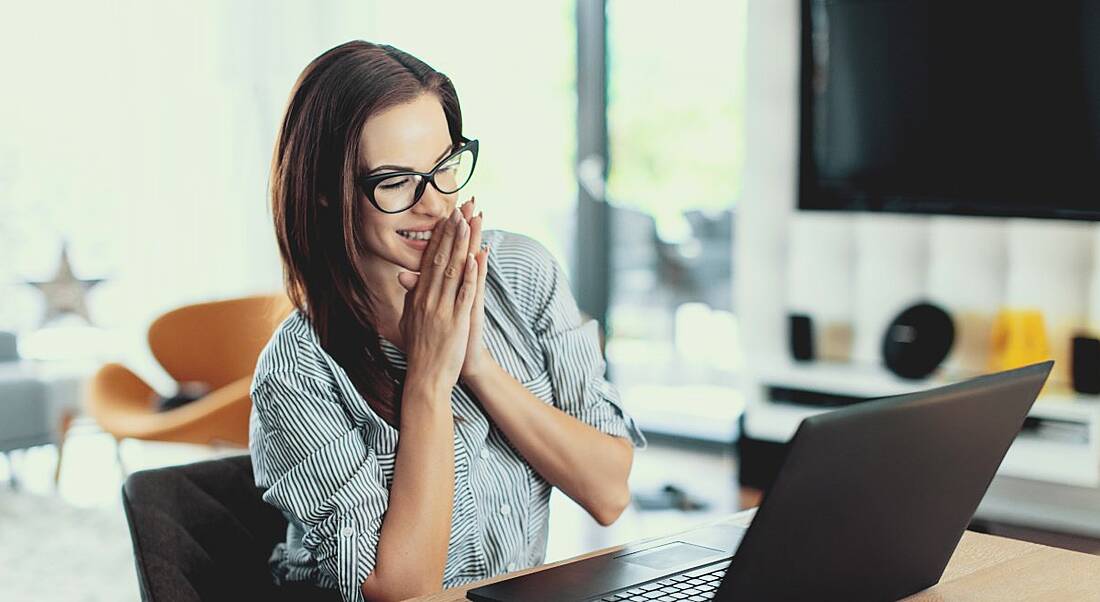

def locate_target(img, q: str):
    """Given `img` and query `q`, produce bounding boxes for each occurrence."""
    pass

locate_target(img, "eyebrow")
[364,143,454,175]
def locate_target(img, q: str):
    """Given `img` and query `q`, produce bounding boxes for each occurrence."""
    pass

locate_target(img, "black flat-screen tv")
[799,0,1100,220]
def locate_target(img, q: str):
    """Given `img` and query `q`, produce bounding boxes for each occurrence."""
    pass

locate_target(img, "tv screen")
[799,0,1100,220]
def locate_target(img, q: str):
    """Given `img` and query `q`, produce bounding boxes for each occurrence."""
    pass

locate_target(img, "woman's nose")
[413,184,453,219]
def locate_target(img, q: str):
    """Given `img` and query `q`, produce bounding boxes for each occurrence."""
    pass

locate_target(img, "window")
[0,1,577,384]
[603,0,748,390]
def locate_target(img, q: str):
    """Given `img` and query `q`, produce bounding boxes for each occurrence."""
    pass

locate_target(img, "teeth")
[398,230,432,241]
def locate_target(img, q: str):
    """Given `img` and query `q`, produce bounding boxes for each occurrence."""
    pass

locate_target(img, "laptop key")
[601,567,724,602]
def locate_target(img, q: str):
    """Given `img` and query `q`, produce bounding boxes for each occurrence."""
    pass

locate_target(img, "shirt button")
[500,504,511,516]
[480,448,490,460]
[507,562,517,572]
[341,526,355,538]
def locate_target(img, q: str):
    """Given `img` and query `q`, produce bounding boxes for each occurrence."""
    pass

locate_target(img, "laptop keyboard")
[596,566,725,601]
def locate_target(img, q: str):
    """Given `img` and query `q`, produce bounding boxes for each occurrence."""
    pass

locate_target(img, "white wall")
[736,0,801,367]
[736,0,1100,385]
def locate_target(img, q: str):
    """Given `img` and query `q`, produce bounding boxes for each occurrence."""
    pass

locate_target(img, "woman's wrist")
[403,367,457,405]
[459,346,495,384]
[459,350,499,393]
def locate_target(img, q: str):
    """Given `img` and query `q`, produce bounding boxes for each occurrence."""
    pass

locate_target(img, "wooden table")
[410,510,1100,601]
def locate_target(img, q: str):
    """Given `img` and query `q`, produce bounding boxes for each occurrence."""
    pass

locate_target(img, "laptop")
[467,362,1053,602]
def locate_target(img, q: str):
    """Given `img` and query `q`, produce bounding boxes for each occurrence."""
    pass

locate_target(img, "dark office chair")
[121,455,340,602]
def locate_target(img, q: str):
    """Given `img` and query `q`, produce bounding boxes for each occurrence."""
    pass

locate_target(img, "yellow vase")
[989,309,1051,372]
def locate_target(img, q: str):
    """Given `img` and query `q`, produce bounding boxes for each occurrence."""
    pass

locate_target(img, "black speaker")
[1072,336,1100,395]
[882,302,954,380]
[789,314,814,362]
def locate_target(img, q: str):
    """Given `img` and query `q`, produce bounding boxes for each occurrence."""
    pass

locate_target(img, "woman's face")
[357,92,459,276]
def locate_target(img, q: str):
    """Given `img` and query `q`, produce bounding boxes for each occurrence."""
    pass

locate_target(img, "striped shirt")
[249,229,647,602]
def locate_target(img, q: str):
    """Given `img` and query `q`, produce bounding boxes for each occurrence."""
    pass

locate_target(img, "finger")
[419,208,450,271]
[397,271,419,291]
[440,211,471,310]
[460,196,475,221]
[472,246,488,318]
[457,252,478,313]
[426,207,463,305]
[416,210,449,295]
[468,211,483,263]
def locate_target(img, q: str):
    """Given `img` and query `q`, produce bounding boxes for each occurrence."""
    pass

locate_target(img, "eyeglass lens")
[373,148,475,212]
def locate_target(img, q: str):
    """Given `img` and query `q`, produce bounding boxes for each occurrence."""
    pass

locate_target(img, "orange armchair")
[85,294,291,450]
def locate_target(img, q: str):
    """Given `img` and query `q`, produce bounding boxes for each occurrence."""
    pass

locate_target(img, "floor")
[3,420,1098,602]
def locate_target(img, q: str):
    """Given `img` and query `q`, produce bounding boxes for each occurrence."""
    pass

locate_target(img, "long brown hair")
[270,41,463,427]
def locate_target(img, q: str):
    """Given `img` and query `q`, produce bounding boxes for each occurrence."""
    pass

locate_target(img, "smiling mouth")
[397,230,432,241]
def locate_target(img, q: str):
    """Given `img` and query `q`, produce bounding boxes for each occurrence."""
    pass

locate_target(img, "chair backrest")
[147,294,291,389]
[121,455,339,602]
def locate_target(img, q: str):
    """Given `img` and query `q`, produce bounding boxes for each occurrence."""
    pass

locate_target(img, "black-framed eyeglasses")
[357,137,479,214]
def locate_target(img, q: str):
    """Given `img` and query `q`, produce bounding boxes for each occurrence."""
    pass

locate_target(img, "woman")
[250,40,647,602]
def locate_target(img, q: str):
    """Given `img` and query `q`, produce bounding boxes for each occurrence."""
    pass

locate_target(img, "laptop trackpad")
[616,542,725,571]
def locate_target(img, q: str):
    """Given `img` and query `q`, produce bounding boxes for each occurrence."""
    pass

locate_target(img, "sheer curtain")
[0,1,575,391]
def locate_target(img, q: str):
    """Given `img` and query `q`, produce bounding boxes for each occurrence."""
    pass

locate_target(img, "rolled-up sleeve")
[250,370,390,602]
[528,243,647,449]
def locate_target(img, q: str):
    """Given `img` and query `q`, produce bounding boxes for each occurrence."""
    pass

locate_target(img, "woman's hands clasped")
[398,200,490,395]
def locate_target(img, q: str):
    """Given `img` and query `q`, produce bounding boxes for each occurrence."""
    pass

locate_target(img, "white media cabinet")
[741,356,1100,537]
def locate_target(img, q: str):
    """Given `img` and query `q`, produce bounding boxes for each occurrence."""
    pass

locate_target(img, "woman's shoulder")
[482,229,561,305]
[482,228,556,269]
[252,308,334,391]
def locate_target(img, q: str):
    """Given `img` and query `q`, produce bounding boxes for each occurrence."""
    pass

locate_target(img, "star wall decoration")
[26,243,104,326]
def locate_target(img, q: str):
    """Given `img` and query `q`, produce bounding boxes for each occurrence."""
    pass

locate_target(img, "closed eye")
[379,176,412,190]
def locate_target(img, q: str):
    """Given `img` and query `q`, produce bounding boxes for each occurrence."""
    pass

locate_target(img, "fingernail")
[450,208,461,222]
